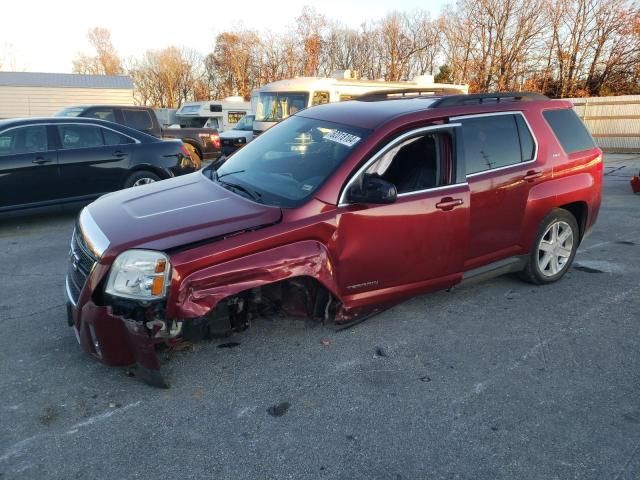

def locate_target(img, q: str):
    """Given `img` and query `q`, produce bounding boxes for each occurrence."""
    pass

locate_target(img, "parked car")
[219,114,255,155]
[65,92,602,387]
[56,105,222,167]
[0,117,196,212]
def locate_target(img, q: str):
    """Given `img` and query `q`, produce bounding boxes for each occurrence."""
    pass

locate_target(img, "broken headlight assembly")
[105,250,171,300]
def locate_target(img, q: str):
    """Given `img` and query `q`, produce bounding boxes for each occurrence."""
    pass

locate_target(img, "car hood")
[85,171,282,257]
[220,130,249,139]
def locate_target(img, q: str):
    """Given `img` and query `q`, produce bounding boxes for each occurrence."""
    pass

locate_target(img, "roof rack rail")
[430,92,548,108]
[356,87,466,102]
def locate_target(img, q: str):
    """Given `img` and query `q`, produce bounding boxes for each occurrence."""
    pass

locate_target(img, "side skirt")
[460,255,528,286]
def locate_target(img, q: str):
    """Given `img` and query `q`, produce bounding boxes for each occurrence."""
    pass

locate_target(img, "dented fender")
[173,240,341,319]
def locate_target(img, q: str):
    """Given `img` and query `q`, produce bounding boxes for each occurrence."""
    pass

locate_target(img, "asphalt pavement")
[1,154,639,480]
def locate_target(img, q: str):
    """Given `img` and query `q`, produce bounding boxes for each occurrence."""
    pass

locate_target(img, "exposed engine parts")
[181,278,338,342]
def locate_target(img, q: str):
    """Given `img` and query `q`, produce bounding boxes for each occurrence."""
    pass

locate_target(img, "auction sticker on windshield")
[324,130,361,147]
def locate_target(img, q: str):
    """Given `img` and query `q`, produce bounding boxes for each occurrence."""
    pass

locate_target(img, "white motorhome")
[252,71,469,134]
[173,96,251,132]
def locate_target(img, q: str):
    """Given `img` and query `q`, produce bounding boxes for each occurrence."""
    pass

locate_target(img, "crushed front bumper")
[65,280,169,388]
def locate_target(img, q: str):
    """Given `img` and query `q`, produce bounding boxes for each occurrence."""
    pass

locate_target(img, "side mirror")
[347,174,397,204]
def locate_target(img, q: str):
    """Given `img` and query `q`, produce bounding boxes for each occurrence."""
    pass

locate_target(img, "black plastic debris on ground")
[267,402,291,417]
[573,265,605,274]
[375,346,388,357]
[217,342,241,349]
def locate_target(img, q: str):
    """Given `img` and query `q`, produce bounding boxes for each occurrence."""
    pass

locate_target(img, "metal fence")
[566,95,640,153]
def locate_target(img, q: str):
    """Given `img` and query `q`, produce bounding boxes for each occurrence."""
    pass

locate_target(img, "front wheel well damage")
[181,276,341,342]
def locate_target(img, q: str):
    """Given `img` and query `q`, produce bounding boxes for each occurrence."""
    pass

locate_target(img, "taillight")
[210,133,221,149]
[179,144,190,157]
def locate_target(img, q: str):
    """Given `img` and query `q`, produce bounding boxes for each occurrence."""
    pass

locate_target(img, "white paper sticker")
[324,130,361,147]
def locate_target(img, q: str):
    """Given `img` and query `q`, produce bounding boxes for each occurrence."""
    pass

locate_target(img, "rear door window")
[102,128,134,146]
[459,114,527,175]
[121,109,153,131]
[0,125,48,156]
[57,125,105,149]
[543,109,596,154]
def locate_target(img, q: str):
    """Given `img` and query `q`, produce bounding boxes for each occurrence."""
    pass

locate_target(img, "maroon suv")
[65,92,602,387]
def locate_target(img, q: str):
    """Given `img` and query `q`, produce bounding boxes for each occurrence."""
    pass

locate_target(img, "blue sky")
[0,0,450,73]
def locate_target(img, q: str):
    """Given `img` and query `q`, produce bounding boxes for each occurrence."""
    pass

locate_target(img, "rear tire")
[124,170,161,188]
[519,208,579,285]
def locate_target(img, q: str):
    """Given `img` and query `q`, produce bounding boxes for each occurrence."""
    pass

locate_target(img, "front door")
[55,123,132,198]
[332,125,469,306]
[0,124,59,209]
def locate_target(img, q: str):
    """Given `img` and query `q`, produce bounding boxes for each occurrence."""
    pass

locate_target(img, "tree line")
[71,0,640,107]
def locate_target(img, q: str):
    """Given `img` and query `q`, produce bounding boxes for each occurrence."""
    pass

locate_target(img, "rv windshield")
[255,92,309,122]
[210,115,370,207]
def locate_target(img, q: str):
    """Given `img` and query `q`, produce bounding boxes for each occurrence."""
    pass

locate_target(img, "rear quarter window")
[122,109,153,131]
[543,109,596,154]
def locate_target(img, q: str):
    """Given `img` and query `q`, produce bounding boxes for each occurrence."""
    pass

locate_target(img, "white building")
[0,72,134,119]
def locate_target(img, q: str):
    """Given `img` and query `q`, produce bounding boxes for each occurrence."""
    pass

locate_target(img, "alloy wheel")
[132,177,156,187]
[537,220,574,277]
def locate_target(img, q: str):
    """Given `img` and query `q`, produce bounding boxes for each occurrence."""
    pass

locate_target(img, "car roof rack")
[356,88,466,102]
[430,92,548,108]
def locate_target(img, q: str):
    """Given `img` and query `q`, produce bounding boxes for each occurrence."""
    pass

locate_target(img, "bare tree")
[129,47,204,107]
[127,2,639,106]
[207,30,262,99]
[72,27,123,75]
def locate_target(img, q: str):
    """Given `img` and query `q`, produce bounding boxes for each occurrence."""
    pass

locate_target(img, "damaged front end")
[66,234,337,388]
[67,223,379,388]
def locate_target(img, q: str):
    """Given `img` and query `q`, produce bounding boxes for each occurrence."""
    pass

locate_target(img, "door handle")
[32,157,52,165]
[436,197,464,211]
[523,170,543,182]
[113,151,127,158]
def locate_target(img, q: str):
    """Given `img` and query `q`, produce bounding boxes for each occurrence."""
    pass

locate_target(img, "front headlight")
[105,250,171,300]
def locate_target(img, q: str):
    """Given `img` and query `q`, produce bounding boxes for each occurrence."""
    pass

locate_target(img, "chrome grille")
[66,229,97,304]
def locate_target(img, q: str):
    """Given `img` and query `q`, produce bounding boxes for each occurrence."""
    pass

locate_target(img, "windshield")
[210,115,370,208]
[56,107,84,117]
[255,92,309,122]
[234,115,255,131]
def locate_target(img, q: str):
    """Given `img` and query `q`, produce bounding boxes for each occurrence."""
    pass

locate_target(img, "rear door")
[55,123,133,197]
[452,112,542,270]
[333,125,470,303]
[0,124,59,209]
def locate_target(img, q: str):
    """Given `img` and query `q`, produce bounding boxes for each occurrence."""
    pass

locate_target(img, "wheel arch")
[557,201,588,241]
[127,164,172,181]
[521,174,594,251]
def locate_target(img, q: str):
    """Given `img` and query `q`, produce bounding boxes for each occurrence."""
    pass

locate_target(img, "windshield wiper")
[216,169,245,180]
[216,176,262,203]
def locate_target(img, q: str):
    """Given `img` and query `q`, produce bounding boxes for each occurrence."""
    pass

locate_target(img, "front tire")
[124,170,161,189]
[519,209,579,285]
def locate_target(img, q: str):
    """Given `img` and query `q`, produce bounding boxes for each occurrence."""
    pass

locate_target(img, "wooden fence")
[566,95,640,153]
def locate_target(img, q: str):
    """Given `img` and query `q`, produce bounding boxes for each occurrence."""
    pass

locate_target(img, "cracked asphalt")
[1,154,639,480]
